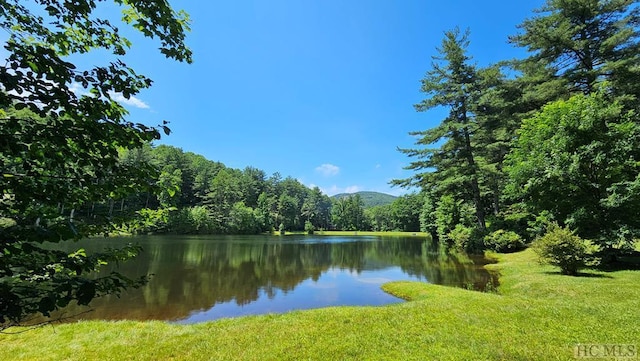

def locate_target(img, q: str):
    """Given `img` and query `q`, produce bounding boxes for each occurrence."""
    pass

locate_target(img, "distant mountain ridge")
[331,191,397,208]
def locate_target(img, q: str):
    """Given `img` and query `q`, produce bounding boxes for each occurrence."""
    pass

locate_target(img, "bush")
[448,224,484,253]
[0,217,17,229]
[189,206,215,234]
[448,224,472,250]
[132,208,171,234]
[164,206,217,234]
[304,220,315,235]
[484,230,525,253]
[532,225,598,275]
[487,203,532,241]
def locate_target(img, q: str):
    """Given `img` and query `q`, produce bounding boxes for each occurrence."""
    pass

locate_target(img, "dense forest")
[117,143,333,234]
[113,144,424,235]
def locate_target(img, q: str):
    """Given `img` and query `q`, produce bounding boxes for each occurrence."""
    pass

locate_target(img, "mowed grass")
[2,249,639,360]
[278,230,429,237]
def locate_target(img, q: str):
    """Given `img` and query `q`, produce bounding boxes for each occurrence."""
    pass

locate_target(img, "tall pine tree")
[510,0,640,97]
[395,28,487,231]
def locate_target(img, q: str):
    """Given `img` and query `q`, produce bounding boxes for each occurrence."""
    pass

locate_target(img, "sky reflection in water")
[51,235,495,323]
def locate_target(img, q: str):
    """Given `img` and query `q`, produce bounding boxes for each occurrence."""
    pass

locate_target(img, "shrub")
[448,224,471,250]
[484,230,525,253]
[189,206,215,234]
[532,225,598,275]
[165,206,216,234]
[487,203,533,241]
[304,220,315,235]
[448,224,484,253]
[132,208,171,234]
[0,217,17,229]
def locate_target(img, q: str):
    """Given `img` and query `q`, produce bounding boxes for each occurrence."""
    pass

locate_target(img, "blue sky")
[38,0,547,196]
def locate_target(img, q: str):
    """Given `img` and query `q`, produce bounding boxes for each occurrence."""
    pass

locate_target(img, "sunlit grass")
[277,230,430,237]
[2,248,639,360]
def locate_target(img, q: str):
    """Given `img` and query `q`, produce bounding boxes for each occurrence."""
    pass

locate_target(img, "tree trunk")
[462,127,486,231]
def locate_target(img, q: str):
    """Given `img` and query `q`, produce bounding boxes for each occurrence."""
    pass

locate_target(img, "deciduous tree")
[0,0,191,329]
[505,91,640,250]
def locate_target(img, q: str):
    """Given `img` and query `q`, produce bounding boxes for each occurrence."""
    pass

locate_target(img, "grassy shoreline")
[275,230,430,237]
[108,230,430,238]
[2,249,639,360]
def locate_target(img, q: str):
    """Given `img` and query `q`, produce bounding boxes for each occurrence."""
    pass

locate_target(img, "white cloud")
[67,83,150,109]
[375,164,381,169]
[315,163,340,177]
[108,92,150,109]
[321,185,340,196]
[385,188,410,197]
[320,185,362,196]
[69,82,86,95]
[344,185,361,193]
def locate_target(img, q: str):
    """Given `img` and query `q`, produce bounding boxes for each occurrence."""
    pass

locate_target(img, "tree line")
[115,144,425,235]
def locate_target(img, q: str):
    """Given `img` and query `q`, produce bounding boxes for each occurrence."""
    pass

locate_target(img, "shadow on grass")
[542,271,613,279]
[596,250,640,272]
[597,262,640,272]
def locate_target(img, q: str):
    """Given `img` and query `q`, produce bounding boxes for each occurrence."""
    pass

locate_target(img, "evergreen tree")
[395,28,487,231]
[510,0,640,97]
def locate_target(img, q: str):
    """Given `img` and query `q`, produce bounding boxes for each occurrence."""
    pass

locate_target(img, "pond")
[51,235,496,323]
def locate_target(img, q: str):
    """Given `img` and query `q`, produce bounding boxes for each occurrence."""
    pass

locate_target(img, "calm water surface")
[54,235,495,323]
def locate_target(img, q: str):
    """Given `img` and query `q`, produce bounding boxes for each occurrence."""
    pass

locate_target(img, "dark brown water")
[49,235,496,323]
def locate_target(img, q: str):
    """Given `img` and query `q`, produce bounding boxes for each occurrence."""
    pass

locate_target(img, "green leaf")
[76,282,96,306]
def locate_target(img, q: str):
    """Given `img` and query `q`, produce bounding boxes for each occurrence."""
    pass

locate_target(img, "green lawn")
[277,230,429,237]
[2,249,639,360]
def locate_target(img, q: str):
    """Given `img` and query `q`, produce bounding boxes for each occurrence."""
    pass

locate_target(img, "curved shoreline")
[3,249,639,360]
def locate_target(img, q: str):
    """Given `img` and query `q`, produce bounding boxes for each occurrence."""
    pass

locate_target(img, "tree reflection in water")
[47,235,496,323]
